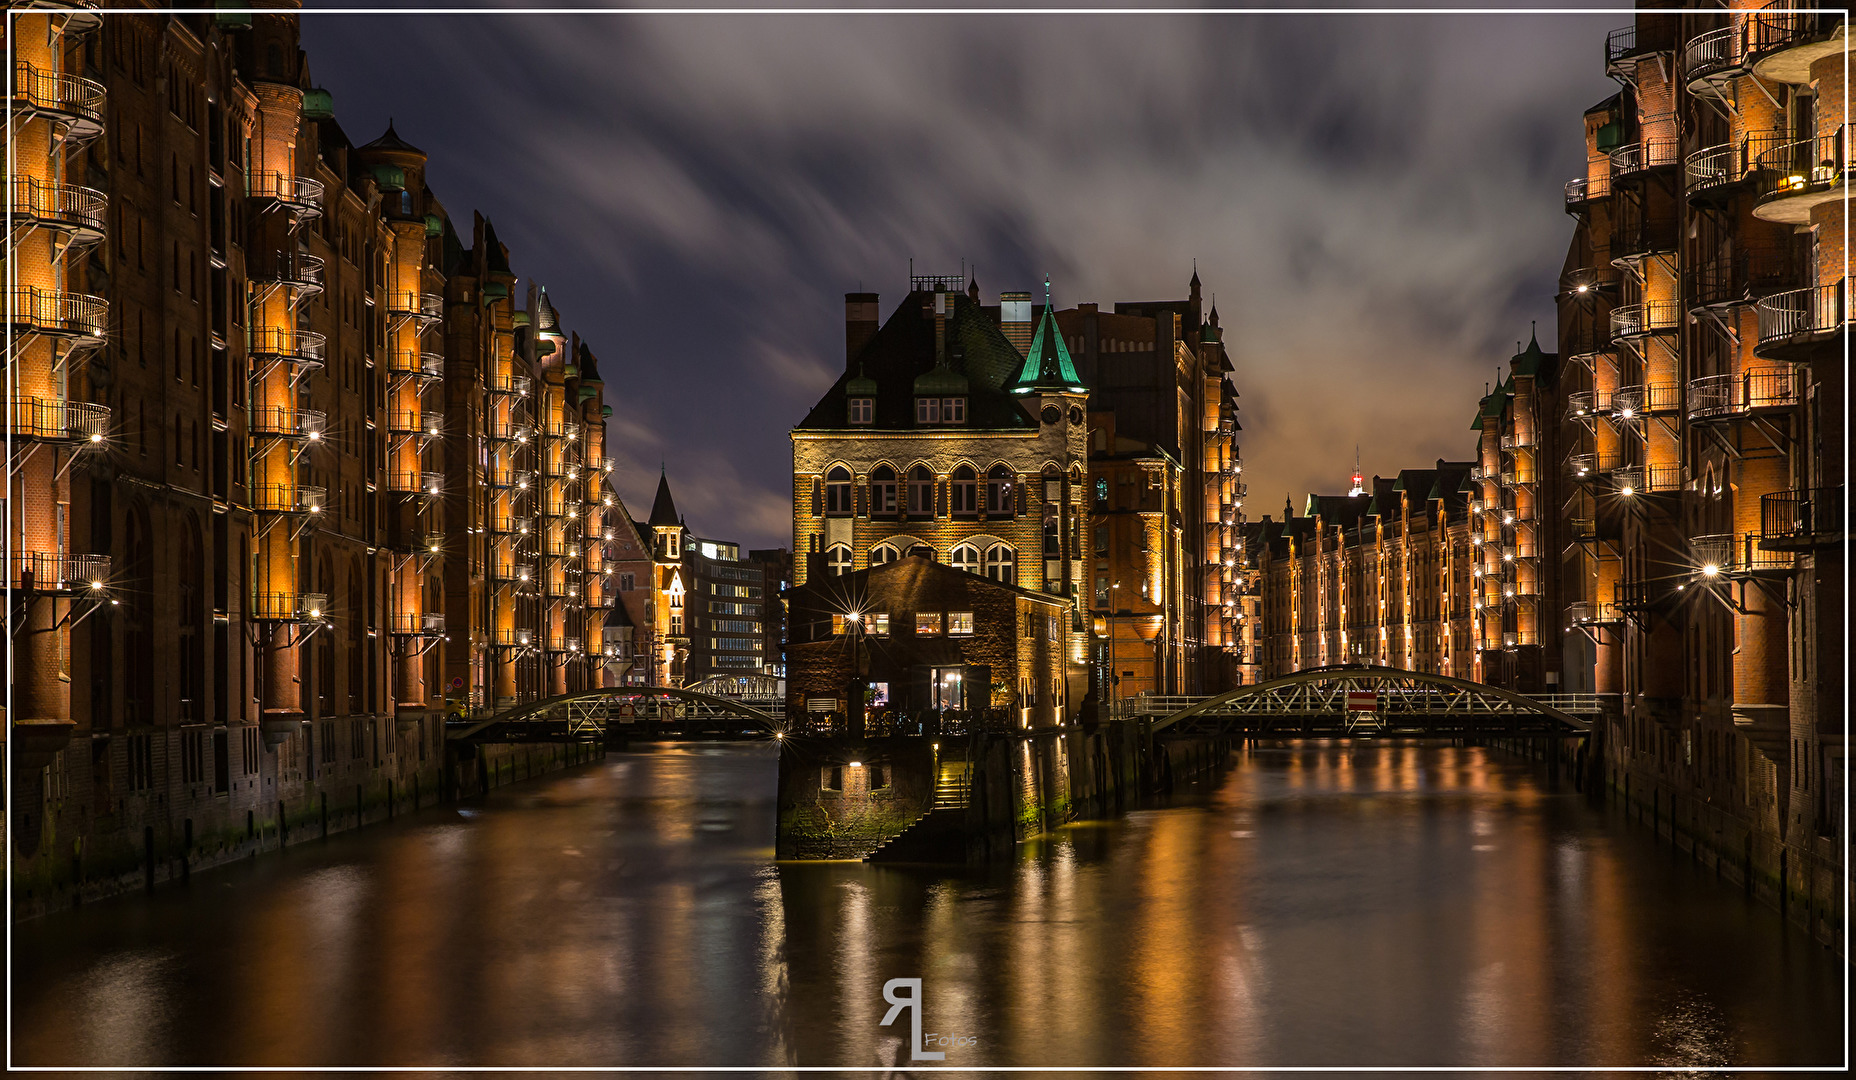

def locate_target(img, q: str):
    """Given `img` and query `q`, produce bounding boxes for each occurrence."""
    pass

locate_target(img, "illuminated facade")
[5,5,618,898]
[1558,8,1846,938]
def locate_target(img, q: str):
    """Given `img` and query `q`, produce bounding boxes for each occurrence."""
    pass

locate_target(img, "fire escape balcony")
[489,515,532,537]
[1564,174,1611,210]
[485,371,531,396]
[248,327,327,370]
[1567,452,1621,483]
[386,470,443,497]
[7,177,106,247]
[1605,22,1675,78]
[250,250,325,301]
[1498,433,1532,452]
[1686,369,1800,421]
[1610,300,1680,340]
[392,531,447,556]
[6,286,107,345]
[246,172,324,221]
[1566,390,1611,422]
[249,405,327,441]
[11,61,105,142]
[1759,488,1845,552]
[491,562,534,588]
[1752,127,1853,224]
[543,577,574,599]
[1566,600,1622,628]
[387,410,444,439]
[1690,238,1798,311]
[543,533,576,557]
[542,419,582,443]
[4,396,108,444]
[389,611,446,637]
[14,1,104,36]
[1746,9,1849,83]
[484,414,531,442]
[14,551,110,593]
[1682,24,1748,90]
[1690,532,1794,579]
[492,627,535,649]
[1568,517,1598,542]
[251,591,329,623]
[1755,281,1849,363]
[387,349,444,381]
[386,291,445,326]
[1609,136,1680,179]
[250,483,326,516]
[1608,382,1680,420]
[485,463,521,490]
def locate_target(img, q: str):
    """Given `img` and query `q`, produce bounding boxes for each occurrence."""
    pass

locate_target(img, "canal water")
[11,741,1845,1068]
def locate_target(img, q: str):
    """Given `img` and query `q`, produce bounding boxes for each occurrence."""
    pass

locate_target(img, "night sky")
[299,8,1623,551]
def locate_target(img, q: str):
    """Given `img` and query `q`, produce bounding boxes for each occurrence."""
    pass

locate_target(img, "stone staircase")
[867,759,971,863]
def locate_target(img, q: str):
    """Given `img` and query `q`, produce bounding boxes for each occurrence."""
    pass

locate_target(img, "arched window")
[951,544,980,574]
[984,544,1016,585]
[869,543,899,566]
[825,544,853,577]
[986,465,1015,517]
[869,465,897,517]
[907,465,935,518]
[825,466,853,516]
[951,465,978,516]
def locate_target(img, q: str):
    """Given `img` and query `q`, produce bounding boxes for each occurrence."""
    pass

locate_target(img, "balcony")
[1567,452,1620,482]
[491,562,534,588]
[389,611,446,637]
[7,177,106,246]
[1608,382,1680,420]
[1746,10,1850,84]
[388,349,444,380]
[1752,127,1852,224]
[1498,433,1532,451]
[485,414,532,442]
[1690,532,1793,579]
[485,371,531,396]
[247,172,324,220]
[1759,488,1844,552]
[490,515,532,536]
[4,396,108,444]
[1564,174,1611,209]
[14,552,110,593]
[543,419,583,442]
[1566,390,1610,422]
[394,532,446,556]
[251,591,329,623]
[1609,137,1679,178]
[250,250,325,299]
[1566,600,1622,628]
[249,405,327,441]
[492,627,536,648]
[387,410,444,439]
[1568,517,1597,542]
[387,470,443,497]
[1682,24,1746,89]
[12,62,105,142]
[1687,369,1800,420]
[15,1,103,36]
[1501,630,1540,650]
[1610,300,1679,340]
[248,327,327,368]
[1689,237,1798,310]
[544,577,574,599]
[1755,281,1848,363]
[6,286,107,343]
[250,483,326,516]
[386,291,445,327]
[485,463,521,489]
[1606,22,1675,77]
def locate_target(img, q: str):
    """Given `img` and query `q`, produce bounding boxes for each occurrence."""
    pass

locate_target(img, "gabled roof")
[795,289,1036,432]
[648,470,680,529]
[1009,295,1086,394]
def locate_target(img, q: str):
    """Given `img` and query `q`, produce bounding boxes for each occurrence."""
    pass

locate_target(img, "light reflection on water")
[11,740,1843,1068]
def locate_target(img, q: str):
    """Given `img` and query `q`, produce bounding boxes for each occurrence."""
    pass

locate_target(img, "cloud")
[301,10,1621,546]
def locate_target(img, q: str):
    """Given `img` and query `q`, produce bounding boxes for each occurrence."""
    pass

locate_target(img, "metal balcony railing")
[485,414,531,442]
[1569,517,1597,541]
[1690,532,1793,576]
[1753,127,1851,205]
[491,561,533,585]
[490,515,532,536]
[387,410,444,438]
[1690,237,1798,309]
[1760,488,1845,550]
[1566,391,1607,421]
[1645,463,1683,493]
[1608,382,1681,419]
[1686,369,1800,419]
[1610,137,1680,177]
[1610,466,1643,495]
[14,551,110,592]
[485,463,520,489]
[386,291,445,322]
[493,627,536,648]
[1565,174,1611,206]
[1566,600,1622,627]
[388,350,444,379]
[7,177,107,240]
[248,326,327,365]
[1756,281,1848,354]
[389,611,446,636]
[485,371,531,396]
[249,405,327,440]
[4,396,109,443]
[1683,24,1745,85]
[250,483,326,515]
[387,470,443,496]
[1611,300,1680,338]
[1746,7,1844,63]
[251,591,328,622]
[247,171,324,217]
[6,285,107,341]
[250,250,325,294]
[12,61,105,134]
[1498,433,1532,451]
[1567,452,1620,481]
[543,419,583,442]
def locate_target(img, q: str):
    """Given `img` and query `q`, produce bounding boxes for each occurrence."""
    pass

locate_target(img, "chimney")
[1001,291,1032,356]
[845,292,879,374]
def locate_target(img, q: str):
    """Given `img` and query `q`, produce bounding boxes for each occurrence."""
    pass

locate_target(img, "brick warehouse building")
[5,5,626,898]
[1553,7,1846,944]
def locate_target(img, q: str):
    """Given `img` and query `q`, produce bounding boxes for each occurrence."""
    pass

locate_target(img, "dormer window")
[915,397,966,425]
[848,397,873,425]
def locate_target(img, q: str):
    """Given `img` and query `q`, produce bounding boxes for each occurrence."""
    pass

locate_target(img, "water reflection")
[11,740,1843,1068]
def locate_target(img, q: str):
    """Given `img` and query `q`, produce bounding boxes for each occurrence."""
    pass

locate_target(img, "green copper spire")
[1010,275,1086,395]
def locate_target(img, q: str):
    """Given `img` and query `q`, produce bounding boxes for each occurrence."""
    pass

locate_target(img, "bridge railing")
[1124,689,1617,717]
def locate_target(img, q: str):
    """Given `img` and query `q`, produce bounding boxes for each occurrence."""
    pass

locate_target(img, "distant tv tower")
[1348,447,1365,497]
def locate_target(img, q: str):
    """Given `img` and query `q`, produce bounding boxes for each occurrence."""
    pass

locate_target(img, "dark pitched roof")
[795,289,1037,432]
[648,470,680,528]
[361,119,422,155]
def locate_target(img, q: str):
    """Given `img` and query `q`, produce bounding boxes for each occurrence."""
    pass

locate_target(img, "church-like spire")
[648,468,680,529]
[1008,276,1086,395]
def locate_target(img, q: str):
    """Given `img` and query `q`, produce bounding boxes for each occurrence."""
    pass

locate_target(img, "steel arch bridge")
[448,686,784,744]
[1133,666,1602,738]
